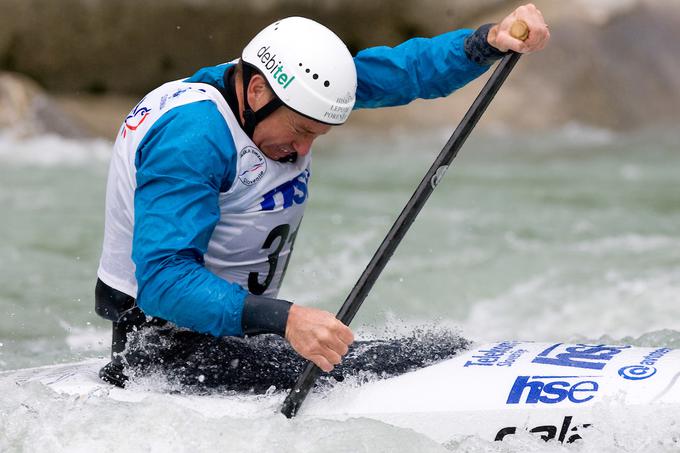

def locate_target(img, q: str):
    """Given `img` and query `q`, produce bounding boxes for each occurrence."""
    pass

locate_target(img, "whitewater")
[1,125,679,452]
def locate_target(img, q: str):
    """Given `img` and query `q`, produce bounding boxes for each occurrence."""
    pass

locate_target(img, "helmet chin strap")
[241,62,284,140]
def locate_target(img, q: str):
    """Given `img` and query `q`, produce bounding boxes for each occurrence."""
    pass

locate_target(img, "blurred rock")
[0,0,507,95]
[510,0,680,130]
[350,0,680,132]
[1,0,679,135]
[0,71,91,138]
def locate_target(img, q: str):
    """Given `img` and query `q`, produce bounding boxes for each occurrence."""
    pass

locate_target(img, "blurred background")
[1,0,680,137]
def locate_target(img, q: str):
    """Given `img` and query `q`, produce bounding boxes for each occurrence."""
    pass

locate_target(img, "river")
[1,124,679,451]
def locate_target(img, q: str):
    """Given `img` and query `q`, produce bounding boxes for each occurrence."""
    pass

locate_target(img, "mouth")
[260,144,298,163]
[267,146,295,160]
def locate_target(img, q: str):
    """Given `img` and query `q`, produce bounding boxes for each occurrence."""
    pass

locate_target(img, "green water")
[1,127,679,371]
[286,126,680,341]
[0,128,680,369]
[1,127,679,452]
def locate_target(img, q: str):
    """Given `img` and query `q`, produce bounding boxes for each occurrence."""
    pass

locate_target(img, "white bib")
[97,78,310,299]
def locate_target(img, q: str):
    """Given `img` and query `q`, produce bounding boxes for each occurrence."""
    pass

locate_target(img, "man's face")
[252,106,332,161]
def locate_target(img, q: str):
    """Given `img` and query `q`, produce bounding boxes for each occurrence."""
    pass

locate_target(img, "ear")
[246,74,274,110]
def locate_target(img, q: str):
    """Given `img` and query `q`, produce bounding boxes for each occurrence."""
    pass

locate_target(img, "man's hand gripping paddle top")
[487,3,550,53]
[285,305,354,372]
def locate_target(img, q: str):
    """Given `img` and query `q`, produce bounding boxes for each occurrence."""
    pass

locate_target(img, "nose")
[292,137,314,156]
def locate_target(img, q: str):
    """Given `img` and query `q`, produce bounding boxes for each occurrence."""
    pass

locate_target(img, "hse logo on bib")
[238,146,267,186]
[260,169,309,211]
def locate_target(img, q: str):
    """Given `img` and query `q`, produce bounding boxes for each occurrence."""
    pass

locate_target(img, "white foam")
[0,373,448,452]
[460,269,680,342]
[0,132,111,167]
[64,327,109,353]
[574,234,678,255]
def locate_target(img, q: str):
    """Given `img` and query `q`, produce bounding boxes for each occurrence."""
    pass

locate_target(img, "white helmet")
[242,17,357,125]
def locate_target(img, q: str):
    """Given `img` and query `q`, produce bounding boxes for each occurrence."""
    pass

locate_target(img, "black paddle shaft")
[281,51,522,418]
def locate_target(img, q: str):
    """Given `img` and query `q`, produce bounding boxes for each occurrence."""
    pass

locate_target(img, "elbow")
[133,252,191,319]
[133,251,249,338]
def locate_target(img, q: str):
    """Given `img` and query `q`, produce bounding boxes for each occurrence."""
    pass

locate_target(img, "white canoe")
[4,341,679,444]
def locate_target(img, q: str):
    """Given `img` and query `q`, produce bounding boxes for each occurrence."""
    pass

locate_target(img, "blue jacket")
[132,28,496,337]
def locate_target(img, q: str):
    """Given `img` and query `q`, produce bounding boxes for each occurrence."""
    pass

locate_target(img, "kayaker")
[95,5,549,387]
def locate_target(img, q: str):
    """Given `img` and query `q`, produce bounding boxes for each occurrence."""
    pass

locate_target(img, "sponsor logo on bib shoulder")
[122,98,151,138]
[238,146,267,186]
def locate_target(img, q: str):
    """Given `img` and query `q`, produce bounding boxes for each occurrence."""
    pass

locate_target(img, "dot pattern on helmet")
[298,63,331,88]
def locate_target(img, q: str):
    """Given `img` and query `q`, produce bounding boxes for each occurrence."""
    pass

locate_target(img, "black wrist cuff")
[464,23,508,66]
[241,295,292,337]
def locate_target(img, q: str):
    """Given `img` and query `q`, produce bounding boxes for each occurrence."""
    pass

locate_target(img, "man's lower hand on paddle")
[285,305,354,372]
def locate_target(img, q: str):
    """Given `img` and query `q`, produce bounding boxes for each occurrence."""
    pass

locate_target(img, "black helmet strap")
[241,62,283,139]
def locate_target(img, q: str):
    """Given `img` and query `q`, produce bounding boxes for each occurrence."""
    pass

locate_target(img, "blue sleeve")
[132,100,248,337]
[353,29,492,109]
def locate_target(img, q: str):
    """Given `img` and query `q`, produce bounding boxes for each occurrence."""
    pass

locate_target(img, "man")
[95,5,549,388]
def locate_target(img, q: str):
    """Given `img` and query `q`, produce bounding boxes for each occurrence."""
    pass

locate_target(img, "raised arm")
[353,3,550,109]
[353,27,494,109]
